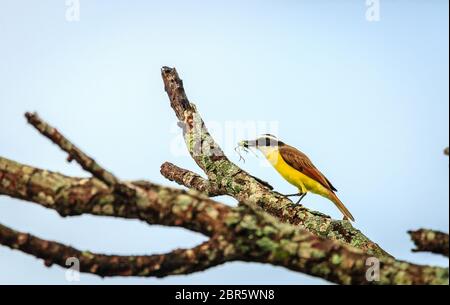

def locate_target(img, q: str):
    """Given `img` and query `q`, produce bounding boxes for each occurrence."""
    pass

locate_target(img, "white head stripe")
[260,134,278,141]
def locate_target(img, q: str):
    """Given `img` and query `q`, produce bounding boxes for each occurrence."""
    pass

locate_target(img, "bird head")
[238,134,283,149]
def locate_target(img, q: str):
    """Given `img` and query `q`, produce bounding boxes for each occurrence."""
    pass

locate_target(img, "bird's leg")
[282,192,307,206]
[296,193,307,204]
[283,192,303,197]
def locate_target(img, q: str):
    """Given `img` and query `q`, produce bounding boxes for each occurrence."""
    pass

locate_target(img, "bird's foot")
[282,192,307,205]
[283,193,303,197]
[295,193,307,204]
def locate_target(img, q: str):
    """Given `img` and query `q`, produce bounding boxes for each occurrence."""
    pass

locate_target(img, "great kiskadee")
[238,134,355,221]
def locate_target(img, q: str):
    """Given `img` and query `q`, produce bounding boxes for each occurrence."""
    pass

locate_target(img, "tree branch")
[3,155,448,284]
[160,66,390,258]
[160,162,225,196]
[1,156,448,284]
[409,229,449,257]
[0,156,230,237]
[0,223,230,277]
[1,198,447,284]
[25,112,135,198]
[229,206,448,285]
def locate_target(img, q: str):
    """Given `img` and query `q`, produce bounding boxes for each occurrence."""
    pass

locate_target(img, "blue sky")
[0,0,448,284]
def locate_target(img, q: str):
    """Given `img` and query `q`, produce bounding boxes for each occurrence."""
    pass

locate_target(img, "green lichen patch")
[426,231,436,241]
[331,254,343,265]
[205,206,219,219]
[256,237,279,253]
[176,194,193,207]
[224,213,241,227]
[238,215,258,231]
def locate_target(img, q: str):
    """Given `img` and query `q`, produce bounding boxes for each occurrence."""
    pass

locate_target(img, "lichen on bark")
[160,66,391,259]
[0,66,448,285]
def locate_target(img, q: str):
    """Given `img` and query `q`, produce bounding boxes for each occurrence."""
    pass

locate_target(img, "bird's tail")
[327,192,355,222]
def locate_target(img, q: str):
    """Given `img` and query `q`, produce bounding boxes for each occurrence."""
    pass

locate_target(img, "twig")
[25,112,135,198]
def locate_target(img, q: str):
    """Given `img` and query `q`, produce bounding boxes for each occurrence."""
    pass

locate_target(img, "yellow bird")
[238,134,355,221]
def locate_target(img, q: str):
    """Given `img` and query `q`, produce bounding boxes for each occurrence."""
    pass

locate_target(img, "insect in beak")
[235,141,248,162]
[235,140,258,162]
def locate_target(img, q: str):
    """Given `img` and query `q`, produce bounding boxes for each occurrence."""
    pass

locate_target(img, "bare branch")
[0,223,230,277]
[160,162,225,196]
[409,229,449,257]
[25,112,135,197]
[160,66,391,258]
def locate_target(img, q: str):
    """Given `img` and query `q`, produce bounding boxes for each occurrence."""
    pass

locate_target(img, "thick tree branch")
[409,229,449,257]
[0,223,230,277]
[229,206,448,285]
[1,195,447,284]
[0,156,230,237]
[2,155,448,284]
[1,156,448,284]
[25,112,135,198]
[160,66,390,258]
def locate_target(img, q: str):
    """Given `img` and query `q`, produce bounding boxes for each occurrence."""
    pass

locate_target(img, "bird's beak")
[238,140,248,148]
[239,140,257,148]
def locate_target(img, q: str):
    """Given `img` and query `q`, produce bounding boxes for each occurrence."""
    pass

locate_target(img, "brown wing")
[279,145,337,192]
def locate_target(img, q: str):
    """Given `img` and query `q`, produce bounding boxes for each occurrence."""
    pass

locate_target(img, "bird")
[237,134,355,221]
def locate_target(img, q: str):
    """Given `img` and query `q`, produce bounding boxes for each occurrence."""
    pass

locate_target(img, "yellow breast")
[259,146,329,195]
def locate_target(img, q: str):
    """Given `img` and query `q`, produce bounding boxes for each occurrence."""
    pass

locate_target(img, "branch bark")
[0,67,448,285]
[409,229,449,257]
[1,180,448,284]
[2,156,448,284]
[160,162,225,196]
[160,66,390,258]
[25,112,135,198]
[0,223,230,277]
[0,156,230,237]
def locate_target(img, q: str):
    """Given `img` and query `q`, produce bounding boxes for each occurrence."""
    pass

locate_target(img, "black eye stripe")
[255,136,281,146]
